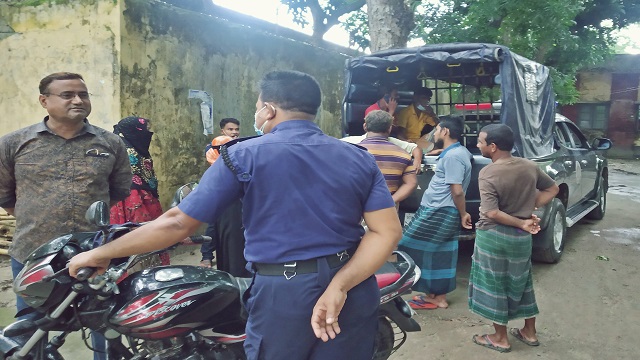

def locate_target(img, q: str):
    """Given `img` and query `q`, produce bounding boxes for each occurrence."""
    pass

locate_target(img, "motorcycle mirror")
[170,182,198,208]
[85,201,110,227]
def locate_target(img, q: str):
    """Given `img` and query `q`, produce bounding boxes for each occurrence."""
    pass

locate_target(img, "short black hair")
[438,115,464,141]
[413,87,433,98]
[365,110,393,133]
[39,72,84,94]
[220,118,239,128]
[259,70,321,116]
[481,124,514,151]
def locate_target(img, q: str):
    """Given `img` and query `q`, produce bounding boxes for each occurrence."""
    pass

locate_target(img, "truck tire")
[532,198,566,263]
[586,174,607,220]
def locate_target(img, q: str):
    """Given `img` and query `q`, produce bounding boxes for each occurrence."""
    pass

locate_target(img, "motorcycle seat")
[375,262,401,288]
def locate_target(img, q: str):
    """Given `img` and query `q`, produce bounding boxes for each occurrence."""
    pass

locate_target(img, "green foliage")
[342,9,369,50]
[411,0,640,104]
[280,0,366,40]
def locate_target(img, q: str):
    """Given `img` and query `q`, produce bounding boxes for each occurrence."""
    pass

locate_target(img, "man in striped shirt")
[359,110,418,204]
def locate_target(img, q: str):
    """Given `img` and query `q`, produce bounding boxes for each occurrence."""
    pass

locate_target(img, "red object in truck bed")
[455,103,492,110]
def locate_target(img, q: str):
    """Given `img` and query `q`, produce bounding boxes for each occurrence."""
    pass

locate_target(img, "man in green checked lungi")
[469,124,559,353]
[398,115,473,310]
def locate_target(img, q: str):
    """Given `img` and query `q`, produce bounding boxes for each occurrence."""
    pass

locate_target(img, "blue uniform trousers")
[243,258,379,360]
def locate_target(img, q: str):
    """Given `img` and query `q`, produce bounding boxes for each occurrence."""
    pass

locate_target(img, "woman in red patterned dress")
[109,116,168,264]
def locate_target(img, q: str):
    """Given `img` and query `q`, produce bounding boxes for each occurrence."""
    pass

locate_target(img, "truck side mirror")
[85,201,109,227]
[591,138,612,150]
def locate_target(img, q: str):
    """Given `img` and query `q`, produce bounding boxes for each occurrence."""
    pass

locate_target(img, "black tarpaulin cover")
[345,43,556,158]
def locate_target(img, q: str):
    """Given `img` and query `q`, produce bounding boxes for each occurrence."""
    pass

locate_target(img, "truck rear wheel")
[532,198,566,263]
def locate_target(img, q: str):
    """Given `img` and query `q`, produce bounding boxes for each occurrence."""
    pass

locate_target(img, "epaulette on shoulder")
[210,135,260,151]
[223,135,261,149]
[219,135,261,176]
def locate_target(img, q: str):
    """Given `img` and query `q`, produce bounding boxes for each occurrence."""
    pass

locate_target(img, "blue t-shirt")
[179,120,394,263]
[421,142,472,208]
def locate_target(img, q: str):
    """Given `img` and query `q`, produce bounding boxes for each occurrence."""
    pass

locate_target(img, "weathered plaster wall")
[1,0,355,207]
[0,0,122,133]
[576,72,612,102]
[120,0,351,206]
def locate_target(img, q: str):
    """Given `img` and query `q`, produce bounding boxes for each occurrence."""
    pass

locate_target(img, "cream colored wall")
[577,72,612,102]
[0,1,121,135]
[120,0,350,206]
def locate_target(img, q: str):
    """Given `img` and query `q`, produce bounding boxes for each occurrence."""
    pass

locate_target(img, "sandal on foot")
[412,295,448,309]
[509,328,540,346]
[412,295,429,303]
[472,334,511,353]
[199,259,213,268]
[408,299,438,310]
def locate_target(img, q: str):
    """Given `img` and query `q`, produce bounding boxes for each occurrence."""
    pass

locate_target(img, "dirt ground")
[0,159,638,359]
[391,159,640,360]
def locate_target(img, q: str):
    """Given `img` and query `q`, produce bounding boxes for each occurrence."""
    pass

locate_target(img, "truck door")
[562,122,598,200]
[554,123,583,207]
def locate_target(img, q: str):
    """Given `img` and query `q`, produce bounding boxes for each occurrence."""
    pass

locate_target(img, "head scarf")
[113,116,153,157]
[114,116,159,198]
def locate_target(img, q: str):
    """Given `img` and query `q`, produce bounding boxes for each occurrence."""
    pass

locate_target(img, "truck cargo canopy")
[344,43,556,158]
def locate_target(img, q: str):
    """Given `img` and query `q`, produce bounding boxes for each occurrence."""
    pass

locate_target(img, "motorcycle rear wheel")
[373,317,394,360]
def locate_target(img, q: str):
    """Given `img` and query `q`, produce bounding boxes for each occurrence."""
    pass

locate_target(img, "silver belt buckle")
[337,250,350,262]
[283,261,297,280]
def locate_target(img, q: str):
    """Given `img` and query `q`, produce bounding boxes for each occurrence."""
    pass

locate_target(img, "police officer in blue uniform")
[69,70,402,359]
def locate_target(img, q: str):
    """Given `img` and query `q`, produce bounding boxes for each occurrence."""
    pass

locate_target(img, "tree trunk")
[366,0,413,52]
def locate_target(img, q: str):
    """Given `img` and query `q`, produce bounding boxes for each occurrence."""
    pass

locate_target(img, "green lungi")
[468,225,539,325]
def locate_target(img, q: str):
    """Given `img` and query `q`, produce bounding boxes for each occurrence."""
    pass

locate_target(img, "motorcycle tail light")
[412,266,421,286]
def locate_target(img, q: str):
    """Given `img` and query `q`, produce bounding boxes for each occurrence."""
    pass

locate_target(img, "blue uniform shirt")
[179,120,394,263]
[421,142,472,209]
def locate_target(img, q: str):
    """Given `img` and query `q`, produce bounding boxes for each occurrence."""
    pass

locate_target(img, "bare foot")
[199,259,213,268]
[421,295,448,308]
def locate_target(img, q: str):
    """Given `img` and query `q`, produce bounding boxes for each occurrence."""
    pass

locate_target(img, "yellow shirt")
[396,104,437,142]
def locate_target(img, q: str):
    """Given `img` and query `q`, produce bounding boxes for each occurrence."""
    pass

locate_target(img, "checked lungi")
[398,206,460,295]
[468,225,539,325]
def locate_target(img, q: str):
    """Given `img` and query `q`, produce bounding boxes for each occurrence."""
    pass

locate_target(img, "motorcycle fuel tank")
[109,265,245,340]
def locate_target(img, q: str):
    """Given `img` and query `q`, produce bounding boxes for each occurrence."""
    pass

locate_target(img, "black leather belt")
[254,248,356,279]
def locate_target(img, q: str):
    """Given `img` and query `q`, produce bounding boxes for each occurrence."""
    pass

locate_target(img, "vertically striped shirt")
[359,135,416,194]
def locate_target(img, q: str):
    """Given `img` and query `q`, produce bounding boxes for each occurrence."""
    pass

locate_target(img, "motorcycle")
[0,185,421,360]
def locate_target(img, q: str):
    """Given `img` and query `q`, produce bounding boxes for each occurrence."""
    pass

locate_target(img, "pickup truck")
[341,43,612,263]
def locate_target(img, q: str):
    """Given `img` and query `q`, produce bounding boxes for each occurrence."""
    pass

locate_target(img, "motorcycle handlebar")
[171,235,212,248]
[187,235,211,244]
[76,267,95,281]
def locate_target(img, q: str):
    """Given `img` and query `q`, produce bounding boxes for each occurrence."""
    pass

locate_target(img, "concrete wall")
[120,0,352,205]
[0,0,122,133]
[0,0,354,208]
